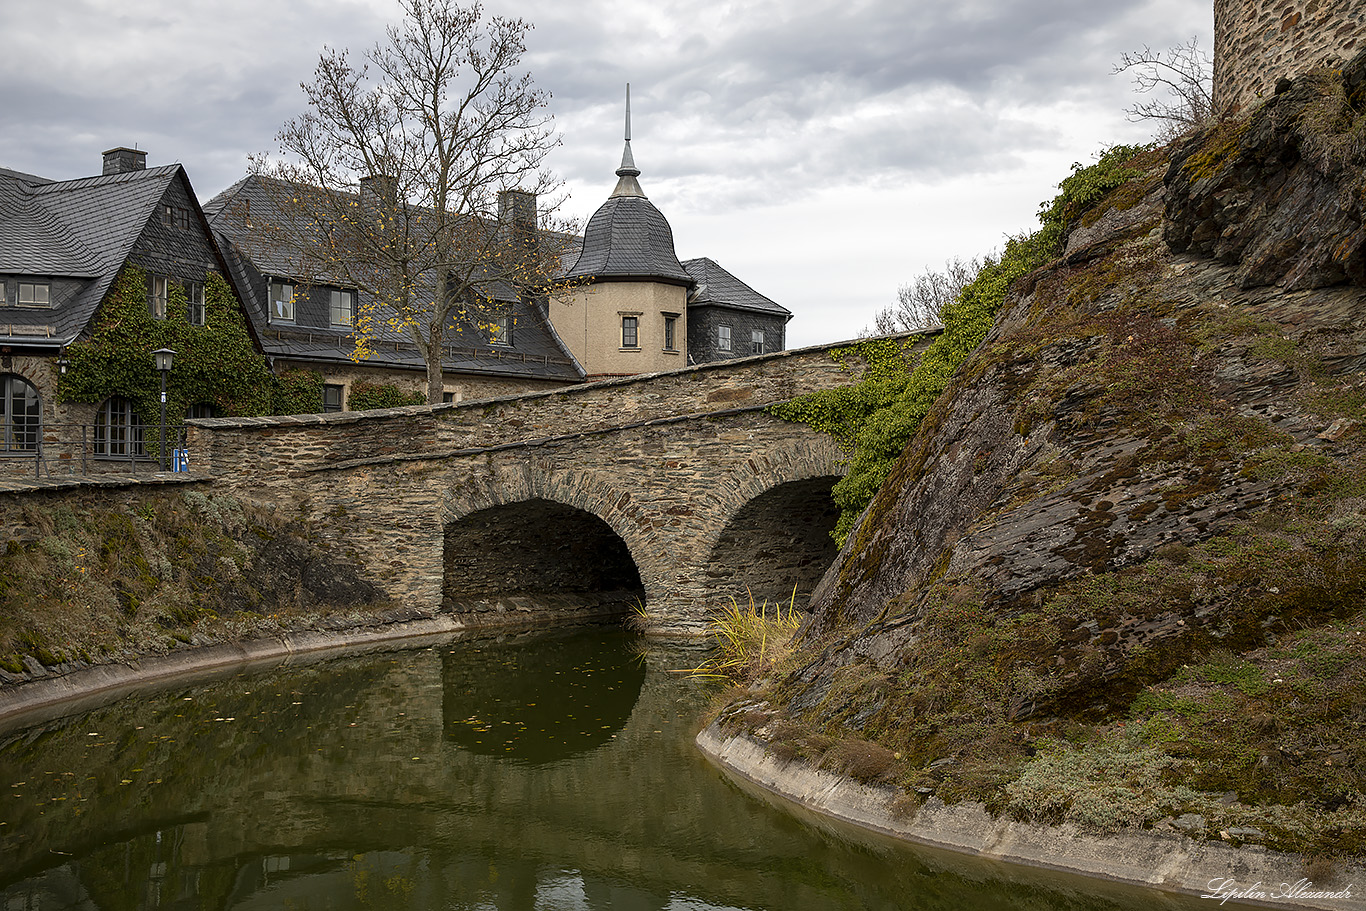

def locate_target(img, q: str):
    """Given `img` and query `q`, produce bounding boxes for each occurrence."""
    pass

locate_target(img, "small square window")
[149,275,169,320]
[323,384,344,413]
[270,281,295,322]
[442,391,456,404]
[331,289,354,327]
[186,281,206,326]
[663,315,677,351]
[751,329,765,355]
[621,316,639,349]
[717,325,732,351]
[18,282,50,308]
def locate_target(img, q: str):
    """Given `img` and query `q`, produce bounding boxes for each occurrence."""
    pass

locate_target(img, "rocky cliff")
[743,51,1366,857]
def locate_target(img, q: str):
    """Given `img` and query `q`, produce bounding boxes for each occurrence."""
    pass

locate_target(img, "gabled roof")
[683,257,791,319]
[0,162,187,344]
[210,187,585,383]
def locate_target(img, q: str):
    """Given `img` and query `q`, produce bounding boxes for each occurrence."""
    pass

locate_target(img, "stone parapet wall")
[186,332,934,487]
[1215,0,1366,115]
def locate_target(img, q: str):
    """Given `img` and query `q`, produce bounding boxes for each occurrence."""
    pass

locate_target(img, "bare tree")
[248,0,575,403]
[868,256,984,335]
[1114,36,1214,141]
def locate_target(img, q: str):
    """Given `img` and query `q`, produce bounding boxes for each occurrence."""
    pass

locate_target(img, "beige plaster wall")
[550,281,688,376]
[274,359,570,410]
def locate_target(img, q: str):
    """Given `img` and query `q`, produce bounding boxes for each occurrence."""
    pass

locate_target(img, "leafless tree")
[1114,36,1215,141]
[868,256,984,335]
[247,0,575,402]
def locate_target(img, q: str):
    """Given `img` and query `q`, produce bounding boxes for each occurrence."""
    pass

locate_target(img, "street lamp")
[152,348,175,471]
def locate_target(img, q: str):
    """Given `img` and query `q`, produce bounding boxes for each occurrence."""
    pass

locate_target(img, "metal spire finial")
[612,82,644,197]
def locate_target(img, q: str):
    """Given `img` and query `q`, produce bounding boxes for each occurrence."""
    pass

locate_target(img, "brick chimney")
[102,147,147,175]
[359,174,398,208]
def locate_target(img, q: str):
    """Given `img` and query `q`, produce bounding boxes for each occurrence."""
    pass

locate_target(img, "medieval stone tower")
[1214,0,1366,115]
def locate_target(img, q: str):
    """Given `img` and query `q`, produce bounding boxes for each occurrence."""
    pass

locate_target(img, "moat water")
[0,626,1217,910]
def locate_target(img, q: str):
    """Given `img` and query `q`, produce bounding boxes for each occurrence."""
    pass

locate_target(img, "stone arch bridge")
[188,335,933,633]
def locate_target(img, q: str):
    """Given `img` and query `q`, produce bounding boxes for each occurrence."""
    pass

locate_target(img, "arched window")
[95,397,146,457]
[0,375,41,453]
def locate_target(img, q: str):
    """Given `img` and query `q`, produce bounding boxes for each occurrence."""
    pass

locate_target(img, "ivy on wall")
[347,381,425,411]
[58,267,274,453]
[774,145,1147,544]
[270,368,325,415]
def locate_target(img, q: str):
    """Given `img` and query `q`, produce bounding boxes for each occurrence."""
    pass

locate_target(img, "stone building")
[205,177,584,408]
[551,92,792,378]
[1214,0,1366,115]
[0,147,253,476]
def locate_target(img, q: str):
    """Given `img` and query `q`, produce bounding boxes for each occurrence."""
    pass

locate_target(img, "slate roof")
[561,139,693,287]
[0,163,183,344]
[208,178,584,383]
[683,257,792,319]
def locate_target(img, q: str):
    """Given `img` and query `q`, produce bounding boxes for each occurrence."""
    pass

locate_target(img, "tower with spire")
[552,85,694,378]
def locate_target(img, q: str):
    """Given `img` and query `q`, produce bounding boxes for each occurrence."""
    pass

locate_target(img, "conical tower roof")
[563,86,693,287]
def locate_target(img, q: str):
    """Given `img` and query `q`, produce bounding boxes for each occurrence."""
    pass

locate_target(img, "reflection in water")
[442,629,645,763]
[0,626,1218,910]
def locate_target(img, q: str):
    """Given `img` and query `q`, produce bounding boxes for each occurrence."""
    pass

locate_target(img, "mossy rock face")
[0,489,389,684]
[1164,47,1366,291]
[756,73,1366,853]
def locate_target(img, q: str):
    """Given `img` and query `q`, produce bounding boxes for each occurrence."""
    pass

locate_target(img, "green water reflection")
[0,626,1218,910]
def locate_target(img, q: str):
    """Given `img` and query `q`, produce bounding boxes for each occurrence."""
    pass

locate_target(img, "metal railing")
[0,422,191,480]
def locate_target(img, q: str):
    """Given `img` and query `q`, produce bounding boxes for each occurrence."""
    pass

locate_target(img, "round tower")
[551,86,693,377]
[1214,0,1364,116]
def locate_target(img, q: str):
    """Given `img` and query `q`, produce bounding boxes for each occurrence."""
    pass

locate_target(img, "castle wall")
[1215,0,1366,115]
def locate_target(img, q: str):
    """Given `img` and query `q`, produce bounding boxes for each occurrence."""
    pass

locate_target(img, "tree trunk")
[426,322,445,404]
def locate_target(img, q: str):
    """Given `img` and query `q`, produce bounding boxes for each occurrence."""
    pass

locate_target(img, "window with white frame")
[489,314,514,347]
[270,280,295,322]
[0,375,41,453]
[621,315,639,349]
[751,328,765,355]
[717,325,732,351]
[18,281,50,308]
[330,290,354,328]
[148,275,169,319]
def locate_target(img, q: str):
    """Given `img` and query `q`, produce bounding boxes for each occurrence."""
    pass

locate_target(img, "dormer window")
[17,282,50,308]
[330,289,354,328]
[270,280,295,322]
[489,314,514,347]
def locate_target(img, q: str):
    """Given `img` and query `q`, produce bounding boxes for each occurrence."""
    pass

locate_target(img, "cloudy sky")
[1,0,1210,348]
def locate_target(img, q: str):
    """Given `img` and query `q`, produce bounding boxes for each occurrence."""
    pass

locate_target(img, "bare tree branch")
[245,0,575,403]
[865,256,985,336]
[1113,36,1214,141]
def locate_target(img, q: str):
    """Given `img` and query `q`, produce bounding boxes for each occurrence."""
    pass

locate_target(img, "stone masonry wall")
[185,333,934,487]
[1215,0,1366,115]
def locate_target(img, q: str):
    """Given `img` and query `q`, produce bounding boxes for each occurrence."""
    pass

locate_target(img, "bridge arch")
[697,436,846,613]
[440,460,655,621]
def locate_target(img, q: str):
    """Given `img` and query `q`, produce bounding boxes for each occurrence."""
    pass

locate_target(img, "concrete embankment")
[696,724,1365,910]
[0,603,630,731]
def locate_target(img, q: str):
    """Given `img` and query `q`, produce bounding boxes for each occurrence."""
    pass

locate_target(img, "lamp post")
[152,348,175,471]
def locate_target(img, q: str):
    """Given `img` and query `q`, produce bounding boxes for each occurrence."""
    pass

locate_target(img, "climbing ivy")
[348,381,425,411]
[774,145,1148,544]
[270,368,326,415]
[58,267,274,455]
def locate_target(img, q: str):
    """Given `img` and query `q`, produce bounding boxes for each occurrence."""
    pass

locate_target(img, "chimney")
[102,147,147,175]
[498,189,538,266]
[359,174,398,208]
